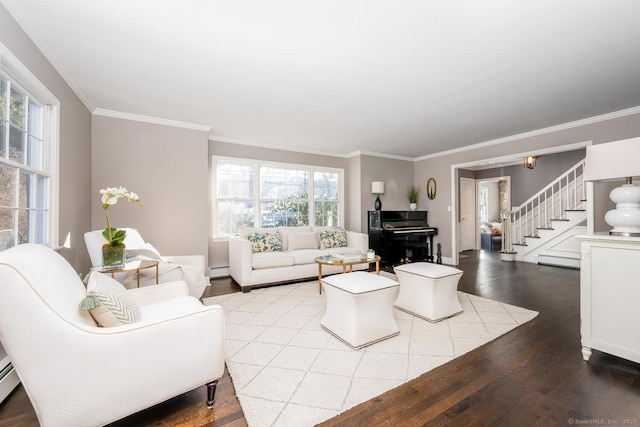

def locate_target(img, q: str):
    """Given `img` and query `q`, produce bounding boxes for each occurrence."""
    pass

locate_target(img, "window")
[479,185,488,223]
[0,45,59,251]
[213,157,343,236]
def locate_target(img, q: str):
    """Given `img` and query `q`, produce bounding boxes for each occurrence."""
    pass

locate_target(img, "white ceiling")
[3,0,640,158]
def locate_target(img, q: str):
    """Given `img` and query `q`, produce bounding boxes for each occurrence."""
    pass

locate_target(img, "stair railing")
[511,159,585,245]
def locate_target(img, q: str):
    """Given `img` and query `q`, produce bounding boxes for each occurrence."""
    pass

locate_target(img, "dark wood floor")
[2,250,640,426]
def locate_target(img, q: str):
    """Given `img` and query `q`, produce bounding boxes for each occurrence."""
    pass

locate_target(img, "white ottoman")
[394,263,463,322]
[321,271,400,349]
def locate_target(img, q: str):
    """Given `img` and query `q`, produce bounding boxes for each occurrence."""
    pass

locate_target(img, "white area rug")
[203,274,538,427]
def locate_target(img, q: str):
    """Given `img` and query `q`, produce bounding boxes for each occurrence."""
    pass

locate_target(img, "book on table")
[333,252,364,262]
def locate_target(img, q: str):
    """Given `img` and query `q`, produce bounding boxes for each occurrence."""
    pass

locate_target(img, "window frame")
[1,42,60,250]
[212,156,344,237]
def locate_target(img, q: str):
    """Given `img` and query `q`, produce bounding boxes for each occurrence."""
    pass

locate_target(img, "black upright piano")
[368,210,438,266]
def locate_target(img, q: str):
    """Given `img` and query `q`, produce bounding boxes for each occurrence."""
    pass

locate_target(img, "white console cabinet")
[577,234,640,364]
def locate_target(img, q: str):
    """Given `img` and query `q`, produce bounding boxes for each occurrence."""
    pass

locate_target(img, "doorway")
[477,177,510,249]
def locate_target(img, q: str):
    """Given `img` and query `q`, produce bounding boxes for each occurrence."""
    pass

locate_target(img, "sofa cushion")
[319,229,347,249]
[139,296,205,323]
[278,226,313,251]
[287,232,319,250]
[246,231,283,253]
[252,251,295,269]
[291,249,329,265]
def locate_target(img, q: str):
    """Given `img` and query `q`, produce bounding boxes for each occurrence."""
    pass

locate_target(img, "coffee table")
[315,254,381,294]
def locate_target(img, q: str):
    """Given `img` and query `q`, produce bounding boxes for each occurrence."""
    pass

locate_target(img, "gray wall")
[91,116,210,261]
[472,149,586,206]
[1,4,92,273]
[359,155,415,231]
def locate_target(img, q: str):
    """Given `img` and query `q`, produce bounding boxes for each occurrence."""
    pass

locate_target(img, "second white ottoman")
[394,263,463,322]
[321,271,400,349]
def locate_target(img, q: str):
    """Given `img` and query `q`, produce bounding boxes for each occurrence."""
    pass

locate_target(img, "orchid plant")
[100,186,142,246]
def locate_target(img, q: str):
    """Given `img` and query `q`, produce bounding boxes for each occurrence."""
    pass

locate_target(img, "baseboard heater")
[209,266,230,279]
[0,354,20,404]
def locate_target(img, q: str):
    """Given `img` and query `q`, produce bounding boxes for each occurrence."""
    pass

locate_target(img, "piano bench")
[393,263,463,322]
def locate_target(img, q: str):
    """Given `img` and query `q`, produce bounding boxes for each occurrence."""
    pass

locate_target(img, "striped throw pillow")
[78,272,141,327]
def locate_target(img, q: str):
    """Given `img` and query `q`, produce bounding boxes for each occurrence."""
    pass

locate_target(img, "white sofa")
[228,226,369,292]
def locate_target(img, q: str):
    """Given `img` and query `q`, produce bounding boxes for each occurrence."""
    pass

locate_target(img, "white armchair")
[0,244,225,427]
[84,228,208,297]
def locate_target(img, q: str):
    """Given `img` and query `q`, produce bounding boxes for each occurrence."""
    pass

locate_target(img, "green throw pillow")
[319,229,347,249]
[78,272,141,327]
[246,231,283,253]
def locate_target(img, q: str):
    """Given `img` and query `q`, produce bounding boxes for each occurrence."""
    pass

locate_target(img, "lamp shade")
[584,136,640,236]
[584,137,640,182]
[371,181,385,194]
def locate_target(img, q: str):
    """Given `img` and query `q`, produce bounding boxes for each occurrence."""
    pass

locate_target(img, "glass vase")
[102,243,126,270]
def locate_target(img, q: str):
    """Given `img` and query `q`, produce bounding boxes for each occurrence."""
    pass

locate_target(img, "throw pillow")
[246,231,283,253]
[319,229,347,249]
[286,232,319,251]
[125,243,163,261]
[490,227,501,236]
[78,272,141,327]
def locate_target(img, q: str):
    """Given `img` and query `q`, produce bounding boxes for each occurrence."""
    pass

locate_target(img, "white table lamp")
[372,181,385,211]
[584,137,640,236]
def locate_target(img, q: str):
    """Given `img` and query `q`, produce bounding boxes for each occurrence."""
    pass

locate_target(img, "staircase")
[503,159,586,268]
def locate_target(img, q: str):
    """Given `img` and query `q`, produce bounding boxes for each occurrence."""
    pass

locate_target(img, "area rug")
[203,274,538,427]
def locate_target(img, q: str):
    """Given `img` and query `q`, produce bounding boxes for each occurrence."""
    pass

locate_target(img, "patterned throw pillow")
[319,229,347,249]
[78,272,141,327]
[246,231,283,253]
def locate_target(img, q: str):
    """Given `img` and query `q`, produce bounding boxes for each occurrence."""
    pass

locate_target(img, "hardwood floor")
[2,250,640,426]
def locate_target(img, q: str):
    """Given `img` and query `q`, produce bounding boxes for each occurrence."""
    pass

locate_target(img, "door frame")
[459,177,476,251]
[476,176,511,250]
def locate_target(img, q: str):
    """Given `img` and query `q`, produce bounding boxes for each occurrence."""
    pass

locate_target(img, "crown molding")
[415,106,640,161]
[93,109,212,132]
[347,150,415,162]
[1,1,95,112]
[209,134,354,159]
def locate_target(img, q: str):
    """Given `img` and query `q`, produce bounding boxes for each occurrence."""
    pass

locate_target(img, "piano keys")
[368,210,438,266]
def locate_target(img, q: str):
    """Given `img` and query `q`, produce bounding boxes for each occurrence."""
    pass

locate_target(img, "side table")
[96,260,159,288]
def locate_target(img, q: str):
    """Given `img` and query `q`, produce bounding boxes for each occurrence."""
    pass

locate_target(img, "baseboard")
[209,266,230,278]
[537,251,581,269]
[0,359,20,404]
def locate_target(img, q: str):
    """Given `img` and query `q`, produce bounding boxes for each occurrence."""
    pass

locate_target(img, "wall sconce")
[584,137,640,237]
[371,181,385,211]
[524,156,536,169]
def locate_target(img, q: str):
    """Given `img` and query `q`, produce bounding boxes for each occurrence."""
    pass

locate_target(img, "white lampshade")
[584,137,640,236]
[371,181,385,194]
[584,137,640,182]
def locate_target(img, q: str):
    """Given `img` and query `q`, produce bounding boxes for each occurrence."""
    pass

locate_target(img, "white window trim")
[1,42,60,249]
[212,155,344,238]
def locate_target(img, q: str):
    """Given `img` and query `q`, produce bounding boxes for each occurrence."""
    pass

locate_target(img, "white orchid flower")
[99,186,143,245]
